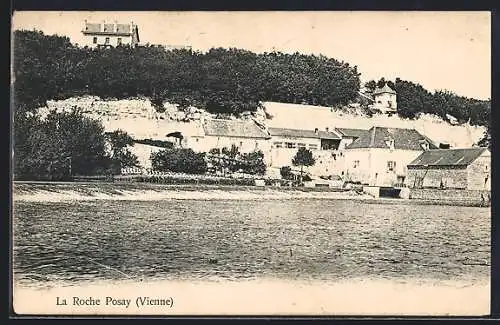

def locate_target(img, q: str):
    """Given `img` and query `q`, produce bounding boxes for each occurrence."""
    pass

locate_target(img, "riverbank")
[12,182,489,207]
[12,181,371,202]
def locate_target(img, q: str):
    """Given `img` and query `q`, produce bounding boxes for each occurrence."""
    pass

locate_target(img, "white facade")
[268,132,348,177]
[344,148,424,186]
[81,21,140,48]
[372,85,398,114]
[188,135,271,155]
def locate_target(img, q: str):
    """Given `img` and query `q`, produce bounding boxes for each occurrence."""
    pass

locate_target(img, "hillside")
[13,30,491,179]
[42,96,486,149]
[14,30,490,131]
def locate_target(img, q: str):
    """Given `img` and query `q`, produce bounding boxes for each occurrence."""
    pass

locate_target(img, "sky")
[12,11,491,100]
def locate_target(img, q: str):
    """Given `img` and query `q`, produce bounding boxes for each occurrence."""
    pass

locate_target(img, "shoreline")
[12,181,489,207]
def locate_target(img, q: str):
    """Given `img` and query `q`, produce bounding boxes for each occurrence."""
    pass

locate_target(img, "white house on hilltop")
[82,20,140,48]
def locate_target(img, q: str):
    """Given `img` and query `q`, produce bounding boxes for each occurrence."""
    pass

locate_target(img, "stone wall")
[467,154,491,190]
[406,167,468,189]
[409,188,491,205]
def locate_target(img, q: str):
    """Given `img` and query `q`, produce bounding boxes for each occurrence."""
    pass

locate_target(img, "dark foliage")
[13,110,111,180]
[151,148,207,174]
[13,30,361,116]
[365,78,490,127]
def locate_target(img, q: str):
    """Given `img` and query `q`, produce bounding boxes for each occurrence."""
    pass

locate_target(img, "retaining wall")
[409,188,491,205]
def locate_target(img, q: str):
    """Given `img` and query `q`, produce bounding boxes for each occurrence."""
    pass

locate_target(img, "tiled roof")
[83,23,101,33]
[83,22,135,36]
[346,126,438,151]
[408,148,488,167]
[373,84,396,95]
[336,128,369,139]
[103,24,115,33]
[203,119,270,139]
[268,127,341,140]
[116,24,131,33]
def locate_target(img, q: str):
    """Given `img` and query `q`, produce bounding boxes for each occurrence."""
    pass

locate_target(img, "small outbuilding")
[405,148,490,190]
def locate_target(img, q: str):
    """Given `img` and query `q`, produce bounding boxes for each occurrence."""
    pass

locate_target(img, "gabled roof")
[336,128,369,139]
[203,119,270,139]
[82,21,137,37]
[346,126,438,151]
[268,127,341,140]
[408,148,488,167]
[373,84,396,95]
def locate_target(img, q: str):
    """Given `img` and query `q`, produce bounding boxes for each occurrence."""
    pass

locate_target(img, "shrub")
[151,148,207,174]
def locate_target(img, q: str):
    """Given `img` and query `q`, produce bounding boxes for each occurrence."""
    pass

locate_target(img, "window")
[353,160,360,168]
[239,141,243,148]
[117,37,122,45]
[485,164,489,172]
[105,37,110,44]
[255,142,259,149]
[285,142,296,149]
[387,161,396,172]
[309,144,318,150]
[93,37,97,44]
[273,142,282,148]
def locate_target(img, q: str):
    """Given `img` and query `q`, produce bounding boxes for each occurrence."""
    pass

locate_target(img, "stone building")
[267,127,345,177]
[82,20,140,48]
[372,84,398,114]
[344,126,437,186]
[188,118,272,156]
[405,148,491,190]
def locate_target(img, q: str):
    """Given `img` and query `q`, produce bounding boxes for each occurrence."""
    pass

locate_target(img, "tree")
[280,166,293,180]
[292,147,315,183]
[364,80,377,92]
[105,130,139,174]
[239,150,266,175]
[13,109,110,180]
[393,78,434,119]
[13,30,362,117]
[477,126,491,150]
[151,148,207,174]
[376,77,386,88]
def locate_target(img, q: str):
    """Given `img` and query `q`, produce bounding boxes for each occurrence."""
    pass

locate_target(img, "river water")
[12,197,490,287]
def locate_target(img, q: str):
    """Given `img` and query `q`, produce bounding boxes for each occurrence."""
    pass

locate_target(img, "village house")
[187,118,272,157]
[405,148,491,190]
[344,126,438,186]
[267,127,346,177]
[82,20,140,48]
[335,128,369,150]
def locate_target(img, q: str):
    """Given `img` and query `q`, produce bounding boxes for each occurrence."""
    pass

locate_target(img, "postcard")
[11,10,491,316]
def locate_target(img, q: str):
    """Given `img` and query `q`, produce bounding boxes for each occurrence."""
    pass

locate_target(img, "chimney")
[101,20,106,32]
[314,128,319,135]
[325,127,329,133]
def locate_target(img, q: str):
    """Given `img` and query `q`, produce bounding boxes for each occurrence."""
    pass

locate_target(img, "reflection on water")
[13,199,490,287]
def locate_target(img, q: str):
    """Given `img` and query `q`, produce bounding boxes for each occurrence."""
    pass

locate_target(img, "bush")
[280,166,293,180]
[150,148,207,174]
